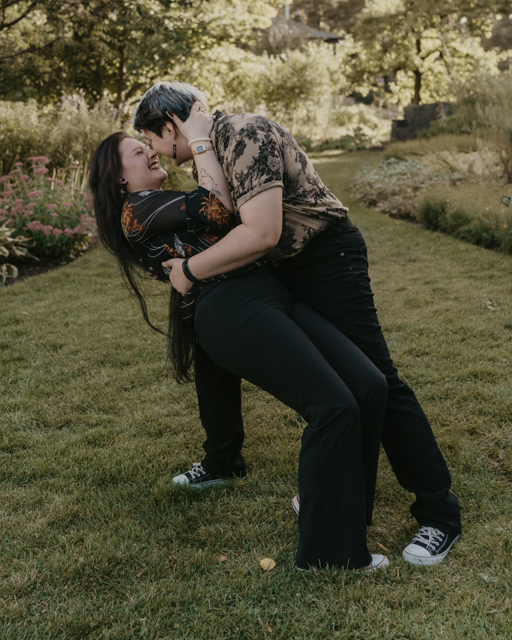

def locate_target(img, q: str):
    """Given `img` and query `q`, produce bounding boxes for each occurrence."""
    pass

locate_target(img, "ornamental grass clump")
[0,156,95,259]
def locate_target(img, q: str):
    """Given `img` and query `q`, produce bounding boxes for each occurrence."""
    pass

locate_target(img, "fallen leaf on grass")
[259,558,276,571]
[217,554,228,563]
[377,542,390,552]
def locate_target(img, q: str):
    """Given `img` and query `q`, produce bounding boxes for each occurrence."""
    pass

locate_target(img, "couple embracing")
[89,81,461,573]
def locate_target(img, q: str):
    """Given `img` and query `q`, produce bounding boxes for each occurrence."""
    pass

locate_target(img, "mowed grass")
[1,150,511,639]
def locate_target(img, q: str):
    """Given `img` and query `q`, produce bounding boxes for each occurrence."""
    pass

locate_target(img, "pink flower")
[26,157,36,161]
[14,199,23,205]
[33,156,50,164]
[9,169,20,175]
[52,228,63,236]
[25,203,37,209]
[6,218,14,225]
[23,211,32,218]
[27,190,43,198]
[64,228,74,237]
[25,220,43,232]
[42,225,53,236]
[51,212,59,218]
[2,190,15,198]
[15,162,23,167]
[62,202,72,208]
[47,204,57,210]
[55,179,63,186]
[19,175,29,181]
[0,176,10,183]
[34,167,49,175]
[0,208,7,215]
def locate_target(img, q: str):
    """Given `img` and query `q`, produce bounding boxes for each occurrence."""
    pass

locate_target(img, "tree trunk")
[412,37,422,105]
[114,47,125,108]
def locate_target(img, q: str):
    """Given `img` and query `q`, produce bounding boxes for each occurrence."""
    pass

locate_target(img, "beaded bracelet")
[182,258,201,284]
[187,137,212,147]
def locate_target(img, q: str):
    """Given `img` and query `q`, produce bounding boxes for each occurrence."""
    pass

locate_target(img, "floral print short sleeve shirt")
[210,111,349,264]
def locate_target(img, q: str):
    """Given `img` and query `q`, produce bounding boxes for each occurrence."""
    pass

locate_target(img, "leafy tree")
[350,0,506,105]
[283,0,365,33]
[0,0,276,106]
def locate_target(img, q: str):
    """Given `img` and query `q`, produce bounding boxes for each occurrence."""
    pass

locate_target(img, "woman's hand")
[163,257,194,295]
[171,101,213,144]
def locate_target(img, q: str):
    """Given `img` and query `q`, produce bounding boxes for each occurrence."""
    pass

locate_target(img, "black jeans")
[195,222,461,536]
[194,270,387,569]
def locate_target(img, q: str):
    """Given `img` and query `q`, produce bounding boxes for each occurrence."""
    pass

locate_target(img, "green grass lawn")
[1,150,511,639]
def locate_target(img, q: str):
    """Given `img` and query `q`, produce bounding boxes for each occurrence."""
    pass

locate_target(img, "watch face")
[196,145,205,152]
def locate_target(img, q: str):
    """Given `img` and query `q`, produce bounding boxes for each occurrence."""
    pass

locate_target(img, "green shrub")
[0,157,95,258]
[0,96,193,191]
[418,184,512,254]
[0,223,32,285]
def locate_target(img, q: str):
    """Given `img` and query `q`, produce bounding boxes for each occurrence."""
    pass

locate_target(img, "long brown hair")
[89,132,195,382]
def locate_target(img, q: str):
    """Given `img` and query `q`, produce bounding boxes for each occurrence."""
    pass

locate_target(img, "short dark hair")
[133,81,208,137]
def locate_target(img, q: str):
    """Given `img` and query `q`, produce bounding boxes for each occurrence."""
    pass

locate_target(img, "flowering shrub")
[0,157,95,258]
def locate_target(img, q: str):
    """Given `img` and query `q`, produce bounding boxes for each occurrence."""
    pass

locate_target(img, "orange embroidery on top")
[164,244,181,258]
[122,202,145,235]
[201,193,231,225]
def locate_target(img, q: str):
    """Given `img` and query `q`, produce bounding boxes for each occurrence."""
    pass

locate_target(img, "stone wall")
[391,102,453,142]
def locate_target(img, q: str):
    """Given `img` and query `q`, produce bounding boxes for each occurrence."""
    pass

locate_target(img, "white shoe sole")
[359,554,389,573]
[292,495,300,515]
[402,534,460,566]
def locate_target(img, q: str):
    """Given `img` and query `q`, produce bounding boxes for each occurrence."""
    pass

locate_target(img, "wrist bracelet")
[188,137,211,147]
[182,258,201,284]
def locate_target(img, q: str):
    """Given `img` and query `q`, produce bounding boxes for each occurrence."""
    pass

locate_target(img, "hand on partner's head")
[118,137,167,194]
[171,101,213,144]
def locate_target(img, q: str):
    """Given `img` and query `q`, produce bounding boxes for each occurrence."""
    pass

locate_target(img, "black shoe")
[402,526,460,566]
[172,462,245,488]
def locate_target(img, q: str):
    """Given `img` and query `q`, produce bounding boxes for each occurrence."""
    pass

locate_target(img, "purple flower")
[3,190,15,198]
[26,203,37,210]
[19,175,29,181]
[27,190,43,198]
[55,179,63,186]
[42,225,53,236]
[64,228,74,237]
[9,169,20,175]
[0,208,7,215]
[0,175,10,183]
[14,199,23,205]
[34,167,49,175]
[33,156,50,164]
[52,228,63,236]
[15,162,23,167]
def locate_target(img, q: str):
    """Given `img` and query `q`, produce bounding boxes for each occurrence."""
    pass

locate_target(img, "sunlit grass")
[1,150,511,638]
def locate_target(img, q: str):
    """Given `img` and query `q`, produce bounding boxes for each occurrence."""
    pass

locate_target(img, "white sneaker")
[403,526,460,566]
[292,495,300,515]
[358,554,389,573]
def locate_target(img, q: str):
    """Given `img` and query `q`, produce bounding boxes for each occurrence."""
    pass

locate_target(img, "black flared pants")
[194,270,387,569]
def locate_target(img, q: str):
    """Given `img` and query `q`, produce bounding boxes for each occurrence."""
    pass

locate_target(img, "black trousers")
[195,222,461,536]
[194,270,388,569]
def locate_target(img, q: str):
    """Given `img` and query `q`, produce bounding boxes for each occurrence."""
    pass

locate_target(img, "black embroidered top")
[121,186,264,320]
